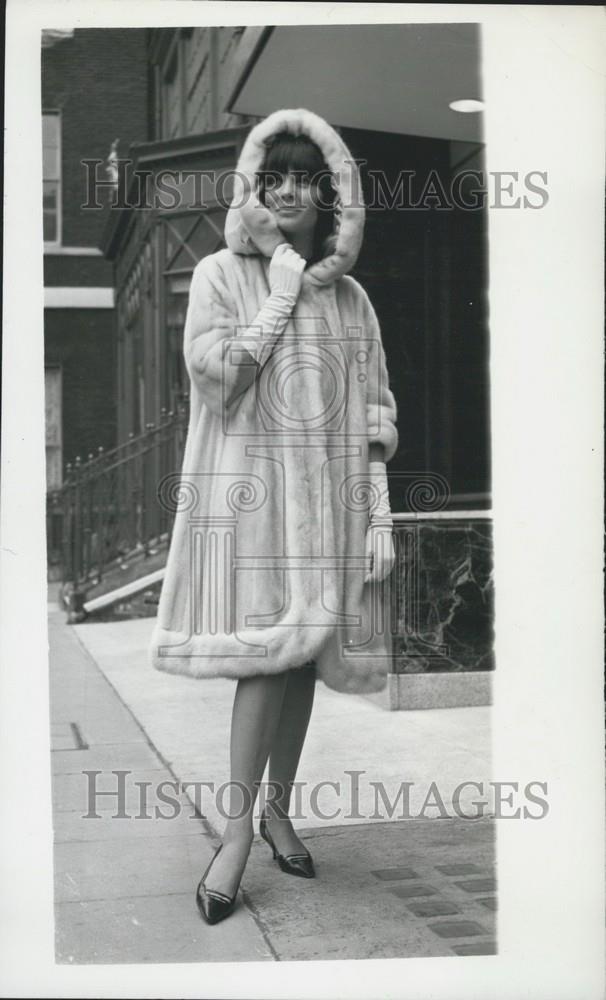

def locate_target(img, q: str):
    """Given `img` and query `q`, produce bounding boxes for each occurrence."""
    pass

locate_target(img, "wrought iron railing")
[46,402,189,589]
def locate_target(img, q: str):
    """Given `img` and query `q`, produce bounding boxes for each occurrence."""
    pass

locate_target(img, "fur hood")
[224,108,365,288]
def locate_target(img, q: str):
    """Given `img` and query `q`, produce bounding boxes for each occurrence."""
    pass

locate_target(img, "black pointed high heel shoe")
[259,811,315,879]
[195,844,241,925]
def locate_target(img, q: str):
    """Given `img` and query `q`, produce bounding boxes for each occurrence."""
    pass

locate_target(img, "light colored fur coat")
[149,109,398,694]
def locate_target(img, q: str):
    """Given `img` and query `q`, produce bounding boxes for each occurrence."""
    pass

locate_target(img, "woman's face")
[263,171,319,237]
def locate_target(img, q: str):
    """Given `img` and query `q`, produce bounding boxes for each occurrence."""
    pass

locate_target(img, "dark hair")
[256,132,337,265]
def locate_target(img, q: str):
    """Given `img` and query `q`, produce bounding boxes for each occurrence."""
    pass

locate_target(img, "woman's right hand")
[268,243,306,301]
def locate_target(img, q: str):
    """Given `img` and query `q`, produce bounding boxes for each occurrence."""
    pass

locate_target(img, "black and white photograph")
[1,3,604,998]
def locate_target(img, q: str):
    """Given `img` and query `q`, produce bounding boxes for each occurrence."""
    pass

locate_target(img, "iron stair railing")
[46,400,189,606]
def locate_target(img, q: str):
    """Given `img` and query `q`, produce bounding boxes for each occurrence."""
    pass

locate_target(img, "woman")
[149,108,399,925]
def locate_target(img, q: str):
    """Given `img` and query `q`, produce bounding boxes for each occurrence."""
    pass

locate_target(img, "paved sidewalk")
[50,609,273,963]
[49,597,497,963]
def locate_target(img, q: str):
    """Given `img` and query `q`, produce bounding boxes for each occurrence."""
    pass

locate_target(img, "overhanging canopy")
[228,23,483,142]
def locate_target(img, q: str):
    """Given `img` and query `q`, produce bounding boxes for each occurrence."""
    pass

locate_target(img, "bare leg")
[203,670,288,897]
[263,663,317,857]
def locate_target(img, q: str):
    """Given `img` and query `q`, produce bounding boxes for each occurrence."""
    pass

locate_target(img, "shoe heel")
[259,814,278,858]
[259,811,315,879]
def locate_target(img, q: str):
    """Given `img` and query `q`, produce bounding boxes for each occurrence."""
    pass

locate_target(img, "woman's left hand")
[364,524,395,583]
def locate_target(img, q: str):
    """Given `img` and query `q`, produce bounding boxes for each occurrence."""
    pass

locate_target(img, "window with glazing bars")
[43,112,61,244]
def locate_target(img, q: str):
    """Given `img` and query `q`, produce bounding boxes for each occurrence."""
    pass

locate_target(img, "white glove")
[242,243,306,365]
[268,242,307,300]
[364,460,395,583]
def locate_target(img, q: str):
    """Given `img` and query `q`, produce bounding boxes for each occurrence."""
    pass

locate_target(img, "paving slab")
[52,804,201,844]
[52,768,186,814]
[55,833,214,903]
[51,742,163,775]
[55,892,273,965]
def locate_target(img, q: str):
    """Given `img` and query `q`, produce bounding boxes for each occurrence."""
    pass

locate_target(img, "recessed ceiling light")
[449,99,485,114]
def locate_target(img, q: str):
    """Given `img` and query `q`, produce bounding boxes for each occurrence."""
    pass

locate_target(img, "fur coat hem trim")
[149,622,389,694]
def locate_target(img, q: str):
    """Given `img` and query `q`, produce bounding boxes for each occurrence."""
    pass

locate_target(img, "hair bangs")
[260,132,327,182]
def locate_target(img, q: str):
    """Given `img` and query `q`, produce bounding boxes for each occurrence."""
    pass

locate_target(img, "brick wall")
[42,28,149,249]
[43,29,149,478]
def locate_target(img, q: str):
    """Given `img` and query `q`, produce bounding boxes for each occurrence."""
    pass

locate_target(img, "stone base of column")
[361,670,493,711]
